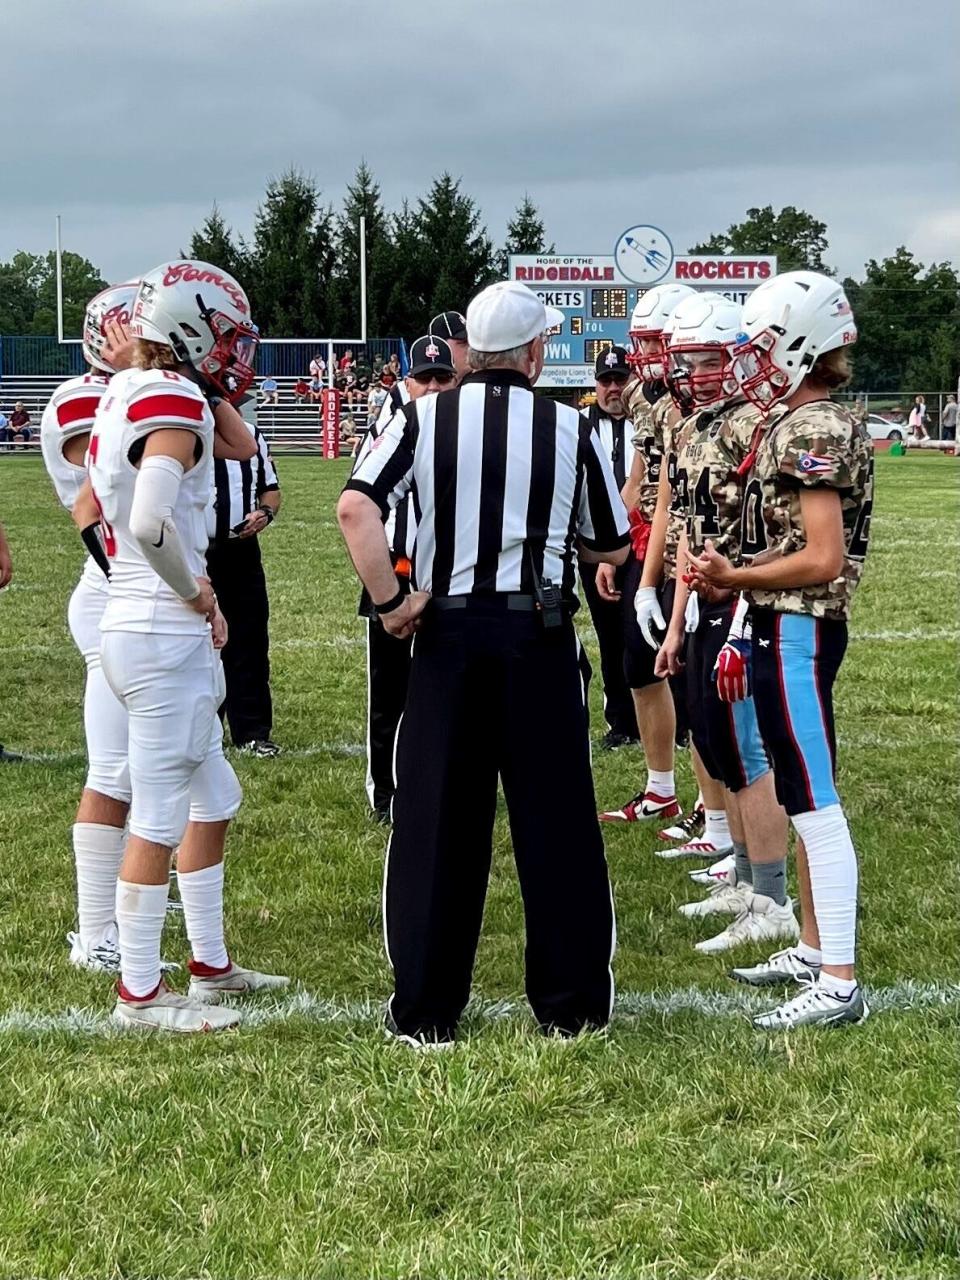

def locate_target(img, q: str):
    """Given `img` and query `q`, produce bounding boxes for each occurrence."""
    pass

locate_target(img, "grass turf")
[0,452,957,1280]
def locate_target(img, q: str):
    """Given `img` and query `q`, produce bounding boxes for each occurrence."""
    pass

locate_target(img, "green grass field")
[0,453,957,1280]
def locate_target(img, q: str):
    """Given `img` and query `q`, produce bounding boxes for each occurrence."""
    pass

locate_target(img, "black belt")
[431,593,538,612]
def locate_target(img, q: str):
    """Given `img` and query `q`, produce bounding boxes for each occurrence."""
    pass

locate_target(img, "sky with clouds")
[1,0,957,293]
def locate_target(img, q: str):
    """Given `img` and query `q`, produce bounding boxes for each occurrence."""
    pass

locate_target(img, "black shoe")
[0,744,24,763]
[237,739,281,758]
[384,1008,455,1050]
[597,730,639,752]
[373,803,392,825]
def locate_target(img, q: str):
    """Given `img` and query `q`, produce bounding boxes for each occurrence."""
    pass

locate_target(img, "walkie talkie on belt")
[525,543,563,629]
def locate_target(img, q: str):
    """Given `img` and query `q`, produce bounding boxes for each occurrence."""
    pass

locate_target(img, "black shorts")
[751,608,847,816]
[621,556,662,690]
[685,599,770,792]
[658,576,689,740]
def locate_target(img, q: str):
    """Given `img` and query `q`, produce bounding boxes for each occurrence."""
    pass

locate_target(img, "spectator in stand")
[340,416,361,455]
[309,377,324,403]
[309,351,327,385]
[371,353,385,378]
[942,394,958,442]
[908,394,928,440]
[0,408,9,450]
[367,378,388,426]
[10,402,32,449]
[259,376,279,406]
[386,352,401,382]
[294,378,310,403]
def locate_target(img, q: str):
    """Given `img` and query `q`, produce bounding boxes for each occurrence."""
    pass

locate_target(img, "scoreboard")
[509,236,777,389]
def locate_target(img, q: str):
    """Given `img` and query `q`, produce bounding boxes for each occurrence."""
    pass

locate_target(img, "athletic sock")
[646,769,675,799]
[703,808,730,848]
[116,879,168,1000]
[73,822,126,950]
[177,862,229,970]
[819,973,858,1000]
[796,940,822,968]
[791,804,858,967]
[732,840,752,886]
[751,857,788,906]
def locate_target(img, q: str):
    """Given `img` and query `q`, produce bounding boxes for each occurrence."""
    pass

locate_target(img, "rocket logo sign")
[614,224,674,286]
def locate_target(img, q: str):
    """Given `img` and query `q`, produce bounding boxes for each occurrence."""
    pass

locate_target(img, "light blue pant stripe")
[730,695,770,787]
[777,614,839,810]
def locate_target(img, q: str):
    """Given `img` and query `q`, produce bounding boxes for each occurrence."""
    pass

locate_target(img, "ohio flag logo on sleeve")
[797,451,835,476]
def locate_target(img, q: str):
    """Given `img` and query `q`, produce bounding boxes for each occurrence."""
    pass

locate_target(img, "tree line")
[0,171,956,391]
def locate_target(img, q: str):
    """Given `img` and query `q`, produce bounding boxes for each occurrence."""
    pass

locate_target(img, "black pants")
[386,600,615,1040]
[206,537,272,745]
[578,563,637,737]
[365,618,413,812]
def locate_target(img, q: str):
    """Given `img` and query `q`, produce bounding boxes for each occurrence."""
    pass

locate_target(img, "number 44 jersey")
[674,399,762,561]
[740,400,874,621]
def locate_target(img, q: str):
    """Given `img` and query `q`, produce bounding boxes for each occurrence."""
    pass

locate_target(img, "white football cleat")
[114,983,240,1033]
[752,982,869,1030]
[67,928,120,974]
[679,880,752,919]
[695,893,799,955]
[689,853,736,887]
[655,837,733,861]
[187,961,290,1003]
[729,947,820,988]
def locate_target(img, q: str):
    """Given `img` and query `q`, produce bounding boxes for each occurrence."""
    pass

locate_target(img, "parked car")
[865,413,905,442]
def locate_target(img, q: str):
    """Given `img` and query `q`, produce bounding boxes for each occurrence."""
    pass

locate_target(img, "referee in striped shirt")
[205,422,281,757]
[339,281,630,1045]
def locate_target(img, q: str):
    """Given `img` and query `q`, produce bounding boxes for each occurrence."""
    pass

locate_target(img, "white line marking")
[0,981,955,1038]
[851,628,959,642]
[12,743,367,765]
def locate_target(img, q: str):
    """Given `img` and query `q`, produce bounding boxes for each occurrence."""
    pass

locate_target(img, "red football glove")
[713,636,751,703]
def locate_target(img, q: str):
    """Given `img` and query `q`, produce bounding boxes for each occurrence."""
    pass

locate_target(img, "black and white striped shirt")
[354,383,415,561]
[346,369,629,600]
[207,423,279,544]
[582,403,635,492]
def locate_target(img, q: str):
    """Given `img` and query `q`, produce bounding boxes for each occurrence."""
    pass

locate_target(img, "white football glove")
[634,586,666,650]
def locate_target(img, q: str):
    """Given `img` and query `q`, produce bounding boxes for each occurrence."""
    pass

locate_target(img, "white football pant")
[100,631,241,848]
[67,578,131,804]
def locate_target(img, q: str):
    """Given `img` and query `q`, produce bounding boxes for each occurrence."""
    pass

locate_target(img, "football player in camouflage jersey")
[688,271,872,1029]
[597,288,695,824]
[655,297,798,956]
[631,294,736,861]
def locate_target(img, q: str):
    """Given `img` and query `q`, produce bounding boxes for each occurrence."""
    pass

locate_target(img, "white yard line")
[1,980,956,1039]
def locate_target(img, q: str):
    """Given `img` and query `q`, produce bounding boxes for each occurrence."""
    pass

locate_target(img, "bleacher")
[0,374,373,458]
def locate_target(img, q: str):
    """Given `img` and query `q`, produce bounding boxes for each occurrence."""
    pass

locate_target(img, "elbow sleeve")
[130,456,199,601]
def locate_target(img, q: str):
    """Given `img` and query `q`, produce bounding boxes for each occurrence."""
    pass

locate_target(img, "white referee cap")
[466,281,565,353]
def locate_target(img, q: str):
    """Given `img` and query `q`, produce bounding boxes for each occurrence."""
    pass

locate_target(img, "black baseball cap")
[429,310,467,342]
[595,345,631,378]
[409,334,456,377]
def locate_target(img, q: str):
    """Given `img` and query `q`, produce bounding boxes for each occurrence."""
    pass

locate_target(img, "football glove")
[714,635,752,703]
[81,521,110,579]
[634,586,666,650]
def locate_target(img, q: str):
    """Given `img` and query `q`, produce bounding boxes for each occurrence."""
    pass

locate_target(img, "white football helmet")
[130,260,258,401]
[627,283,697,379]
[82,281,140,372]
[732,270,857,409]
[667,296,743,407]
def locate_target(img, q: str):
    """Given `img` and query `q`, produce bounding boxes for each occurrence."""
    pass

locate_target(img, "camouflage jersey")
[675,399,763,558]
[659,397,691,579]
[741,399,874,620]
[625,377,669,524]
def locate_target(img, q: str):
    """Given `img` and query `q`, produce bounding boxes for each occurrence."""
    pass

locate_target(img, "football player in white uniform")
[88,260,288,1032]
[41,283,140,972]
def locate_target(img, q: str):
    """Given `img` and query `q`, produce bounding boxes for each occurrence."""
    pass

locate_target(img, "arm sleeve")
[344,405,417,516]
[577,425,631,552]
[128,455,200,601]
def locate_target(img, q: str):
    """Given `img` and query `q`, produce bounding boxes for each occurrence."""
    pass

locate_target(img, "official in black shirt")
[339,281,630,1045]
[352,335,458,821]
[579,345,640,750]
[205,422,281,757]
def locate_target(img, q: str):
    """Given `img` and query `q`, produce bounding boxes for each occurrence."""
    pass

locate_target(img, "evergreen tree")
[248,169,335,336]
[330,161,395,340]
[384,200,428,339]
[415,173,497,325]
[498,194,554,274]
[187,204,249,287]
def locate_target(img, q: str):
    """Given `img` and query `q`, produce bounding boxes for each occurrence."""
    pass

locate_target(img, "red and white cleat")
[599,791,681,823]
[187,960,290,1003]
[655,837,733,861]
[113,981,240,1033]
[658,803,705,842]
[689,852,737,886]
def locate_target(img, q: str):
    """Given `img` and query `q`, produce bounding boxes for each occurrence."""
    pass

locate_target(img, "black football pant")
[385,600,615,1040]
[578,563,637,737]
[365,619,413,812]
[206,538,273,745]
